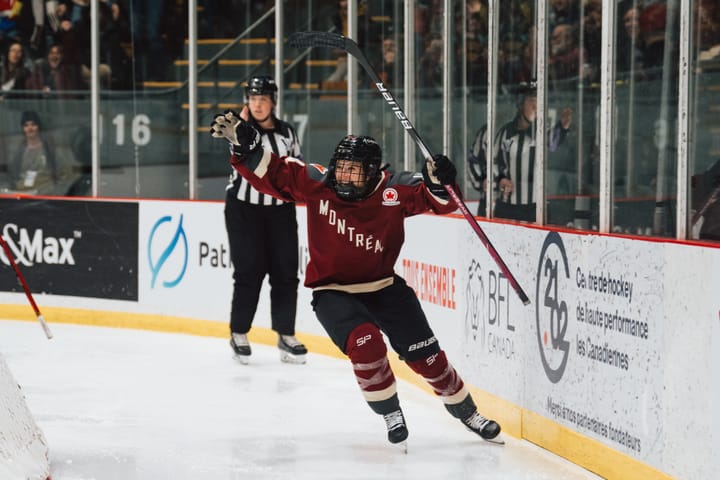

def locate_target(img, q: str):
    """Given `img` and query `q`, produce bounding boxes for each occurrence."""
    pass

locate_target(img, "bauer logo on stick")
[375,83,412,130]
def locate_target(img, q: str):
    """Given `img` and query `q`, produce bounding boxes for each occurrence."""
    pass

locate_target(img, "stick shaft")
[0,235,53,338]
[288,31,530,305]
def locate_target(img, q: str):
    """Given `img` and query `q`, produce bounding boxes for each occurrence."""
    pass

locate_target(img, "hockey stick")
[288,31,530,305]
[0,234,53,339]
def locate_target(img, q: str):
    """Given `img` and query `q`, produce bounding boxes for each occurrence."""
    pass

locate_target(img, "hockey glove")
[432,154,457,185]
[210,110,261,155]
[422,155,451,198]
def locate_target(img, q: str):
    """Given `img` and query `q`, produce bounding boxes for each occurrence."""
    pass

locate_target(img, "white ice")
[0,319,602,480]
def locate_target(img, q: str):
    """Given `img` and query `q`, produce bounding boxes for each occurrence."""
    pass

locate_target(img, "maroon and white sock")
[406,350,469,405]
[345,323,397,408]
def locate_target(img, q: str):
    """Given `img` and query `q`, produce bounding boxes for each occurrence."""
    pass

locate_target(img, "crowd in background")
[0,0,189,94]
[0,0,719,239]
[360,0,720,94]
[2,0,718,94]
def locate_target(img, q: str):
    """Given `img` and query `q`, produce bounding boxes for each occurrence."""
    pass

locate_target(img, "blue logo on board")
[148,214,188,288]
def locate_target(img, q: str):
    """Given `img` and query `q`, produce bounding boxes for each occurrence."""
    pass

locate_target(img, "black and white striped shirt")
[227,116,302,206]
[468,117,567,205]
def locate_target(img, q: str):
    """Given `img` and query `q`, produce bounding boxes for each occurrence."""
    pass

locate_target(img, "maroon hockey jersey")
[231,149,458,292]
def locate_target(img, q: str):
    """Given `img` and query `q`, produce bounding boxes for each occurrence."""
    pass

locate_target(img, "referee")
[468,81,572,221]
[224,75,307,364]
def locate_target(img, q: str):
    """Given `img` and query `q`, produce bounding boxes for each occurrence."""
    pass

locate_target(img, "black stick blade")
[287,31,346,50]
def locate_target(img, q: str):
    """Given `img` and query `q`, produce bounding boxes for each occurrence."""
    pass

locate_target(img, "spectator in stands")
[99,0,131,89]
[19,0,53,55]
[0,39,30,97]
[582,0,603,83]
[414,1,430,59]
[549,0,579,31]
[638,2,669,74]
[464,4,488,45]
[55,0,84,27]
[456,34,487,89]
[7,110,59,194]
[454,6,487,89]
[548,22,591,88]
[22,0,66,59]
[378,36,399,88]
[498,32,528,87]
[54,0,131,89]
[53,11,106,88]
[26,42,82,94]
[417,34,443,94]
[617,3,643,74]
[497,0,534,88]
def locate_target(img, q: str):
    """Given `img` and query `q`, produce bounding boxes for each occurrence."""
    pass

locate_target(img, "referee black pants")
[224,198,299,336]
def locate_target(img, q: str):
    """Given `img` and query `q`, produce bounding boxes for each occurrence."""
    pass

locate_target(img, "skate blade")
[483,435,505,445]
[391,440,408,454]
[280,352,307,364]
[233,354,250,365]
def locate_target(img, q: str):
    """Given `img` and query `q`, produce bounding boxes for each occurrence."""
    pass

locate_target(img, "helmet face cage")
[329,135,382,201]
[245,75,278,103]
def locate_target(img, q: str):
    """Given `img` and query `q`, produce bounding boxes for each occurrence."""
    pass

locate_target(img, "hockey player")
[225,75,307,364]
[211,108,502,448]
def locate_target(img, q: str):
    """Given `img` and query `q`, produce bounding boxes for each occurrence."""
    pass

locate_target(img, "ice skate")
[463,411,503,444]
[278,335,307,364]
[445,393,503,444]
[383,409,409,453]
[230,333,251,364]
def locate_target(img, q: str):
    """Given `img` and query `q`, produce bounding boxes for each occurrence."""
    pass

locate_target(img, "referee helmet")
[245,75,278,104]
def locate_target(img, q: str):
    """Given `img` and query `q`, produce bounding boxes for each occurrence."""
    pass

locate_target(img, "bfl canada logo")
[535,231,571,383]
[148,214,188,288]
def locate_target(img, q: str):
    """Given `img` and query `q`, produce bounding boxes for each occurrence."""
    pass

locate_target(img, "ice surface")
[0,320,601,480]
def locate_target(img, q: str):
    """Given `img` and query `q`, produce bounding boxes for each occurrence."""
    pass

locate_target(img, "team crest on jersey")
[309,163,327,174]
[382,188,400,206]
